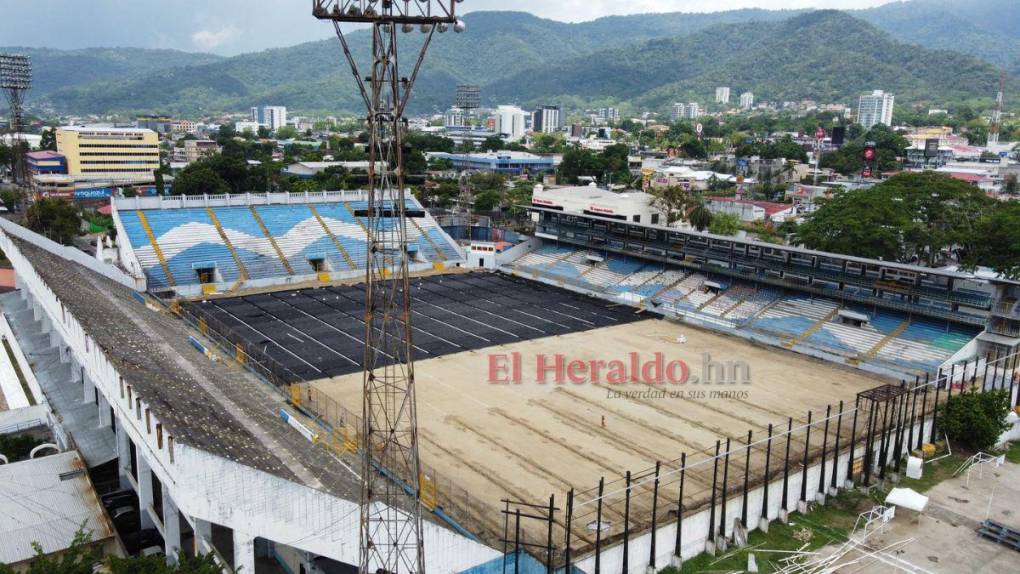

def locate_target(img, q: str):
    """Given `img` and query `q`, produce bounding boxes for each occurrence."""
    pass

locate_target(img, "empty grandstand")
[112,192,464,295]
[508,243,982,378]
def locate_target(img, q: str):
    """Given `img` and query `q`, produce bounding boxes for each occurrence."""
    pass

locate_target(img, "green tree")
[26,198,81,245]
[173,164,230,196]
[1003,174,1018,195]
[646,185,699,225]
[795,172,989,264]
[0,525,225,574]
[39,128,57,151]
[474,190,501,213]
[275,125,298,140]
[708,212,741,236]
[965,201,1020,279]
[938,389,1011,452]
[154,169,167,195]
[689,203,712,232]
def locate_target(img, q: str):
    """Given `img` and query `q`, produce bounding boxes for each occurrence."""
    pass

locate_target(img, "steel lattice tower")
[312,2,463,573]
[0,54,32,185]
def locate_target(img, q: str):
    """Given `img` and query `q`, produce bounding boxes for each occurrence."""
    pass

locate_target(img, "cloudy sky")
[1,0,901,55]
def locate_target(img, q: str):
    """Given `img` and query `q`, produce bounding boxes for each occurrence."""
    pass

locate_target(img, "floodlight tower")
[0,54,32,185]
[312,2,464,573]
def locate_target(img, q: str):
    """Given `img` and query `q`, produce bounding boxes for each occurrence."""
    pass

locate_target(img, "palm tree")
[688,202,713,232]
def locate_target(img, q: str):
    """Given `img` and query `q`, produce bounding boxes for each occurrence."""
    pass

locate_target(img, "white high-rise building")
[445,107,466,128]
[857,90,895,130]
[496,105,527,142]
[685,102,701,119]
[532,106,562,134]
[715,87,731,104]
[671,103,686,122]
[740,92,755,110]
[263,106,288,131]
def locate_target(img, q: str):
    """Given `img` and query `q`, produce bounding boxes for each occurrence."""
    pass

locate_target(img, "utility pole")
[313,3,464,573]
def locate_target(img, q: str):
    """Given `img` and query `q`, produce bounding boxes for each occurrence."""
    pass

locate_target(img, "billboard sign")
[74,187,113,200]
[924,138,940,158]
[815,127,826,140]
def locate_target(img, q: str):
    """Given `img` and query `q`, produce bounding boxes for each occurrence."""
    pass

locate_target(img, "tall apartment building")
[740,92,755,110]
[55,126,160,178]
[685,103,701,119]
[495,105,527,142]
[857,90,895,130]
[532,105,562,134]
[715,87,731,104]
[250,106,288,131]
[671,103,686,122]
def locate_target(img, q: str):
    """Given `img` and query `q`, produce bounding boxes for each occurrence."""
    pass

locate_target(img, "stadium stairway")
[785,307,841,349]
[248,206,295,275]
[308,205,357,272]
[860,318,912,361]
[133,210,176,288]
[204,207,250,283]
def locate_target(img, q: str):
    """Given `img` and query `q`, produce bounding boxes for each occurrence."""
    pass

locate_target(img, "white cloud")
[191,25,240,50]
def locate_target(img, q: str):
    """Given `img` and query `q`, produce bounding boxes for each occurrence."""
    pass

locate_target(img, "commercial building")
[596,107,620,122]
[715,87,731,104]
[740,92,755,110]
[136,115,174,134]
[857,90,895,130]
[532,183,665,225]
[445,107,467,128]
[172,119,197,134]
[25,151,67,175]
[427,151,556,176]
[495,105,527,142]
[532,105,562,134]
[172,139,220,164]
[55,126,160,178]
[234,120,261,134]
[455,84,481,110]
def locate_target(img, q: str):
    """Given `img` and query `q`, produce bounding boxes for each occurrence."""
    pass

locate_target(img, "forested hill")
[17,4,1020,116]
[484,10,1018,113]
[0,47,223,98]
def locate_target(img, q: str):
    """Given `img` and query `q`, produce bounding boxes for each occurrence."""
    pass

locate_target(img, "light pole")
[0,54,32,186]
[313,2,464,573]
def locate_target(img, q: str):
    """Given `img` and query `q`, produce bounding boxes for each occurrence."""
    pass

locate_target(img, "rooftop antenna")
[0,54,32,185]
[312,2,464,573]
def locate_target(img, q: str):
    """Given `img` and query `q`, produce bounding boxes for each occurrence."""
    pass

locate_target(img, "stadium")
[1,188,1018,573]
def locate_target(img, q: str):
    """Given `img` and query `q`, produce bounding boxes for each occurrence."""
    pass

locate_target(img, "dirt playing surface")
[311,318,884,542]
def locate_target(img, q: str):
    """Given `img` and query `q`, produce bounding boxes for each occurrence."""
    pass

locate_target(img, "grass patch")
[889,452,968,494]
[1005,442,1020,465]
[671,490,870,574]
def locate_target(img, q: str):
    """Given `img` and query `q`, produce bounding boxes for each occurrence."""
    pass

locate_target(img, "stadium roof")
[58,125,155,134]
[9,236,362,500]
[0,451,115,566]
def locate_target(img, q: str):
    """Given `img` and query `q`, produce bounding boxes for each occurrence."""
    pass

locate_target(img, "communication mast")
[312,2,464,573]
[0,54,32,185]
[989,73,1004,146]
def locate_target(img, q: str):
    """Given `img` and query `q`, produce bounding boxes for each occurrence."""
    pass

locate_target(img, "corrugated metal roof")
[0,451,115,565]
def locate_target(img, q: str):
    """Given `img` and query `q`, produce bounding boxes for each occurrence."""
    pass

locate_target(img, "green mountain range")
[486,10,1018,113]
[4,0,1017,117]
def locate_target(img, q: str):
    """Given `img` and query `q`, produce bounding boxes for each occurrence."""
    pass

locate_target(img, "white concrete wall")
[0,226,499,573]
[575,416,937,574]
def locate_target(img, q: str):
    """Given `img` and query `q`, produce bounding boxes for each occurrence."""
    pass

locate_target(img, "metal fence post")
[800,411,812,503]
[741,430,752,528]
